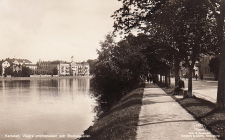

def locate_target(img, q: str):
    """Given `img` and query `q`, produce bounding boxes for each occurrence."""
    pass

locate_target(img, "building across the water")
[1,58,90,77]
[37,60,58,75]
[0,58,32,77]
[71,62,90,76]
[25,64,38,75]
[37,59,90,76]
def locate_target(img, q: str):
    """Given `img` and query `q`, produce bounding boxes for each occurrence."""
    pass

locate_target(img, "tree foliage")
[0,65,2,75]
[112,0,219,96]
[5,66,13,76]
[205,0,225,109]
[87,59,97,75]
[92,33,146,111]
[112,0,168,33]
[52,67,58,75]
[163,0,218,96]
[92,33,170,112]
[21,66,31,77]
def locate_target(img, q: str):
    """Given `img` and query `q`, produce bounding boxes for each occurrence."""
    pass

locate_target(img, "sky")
[0,0,122,63]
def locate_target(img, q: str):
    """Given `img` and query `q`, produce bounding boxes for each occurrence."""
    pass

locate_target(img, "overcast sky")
[0,0,122,63]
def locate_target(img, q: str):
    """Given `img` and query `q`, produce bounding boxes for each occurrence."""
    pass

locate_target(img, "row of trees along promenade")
[91,0,225,113]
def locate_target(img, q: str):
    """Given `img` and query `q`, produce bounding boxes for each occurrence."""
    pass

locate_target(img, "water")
[0,77,96,140]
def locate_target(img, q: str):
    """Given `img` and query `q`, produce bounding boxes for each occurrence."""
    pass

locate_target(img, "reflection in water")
[0,78,96,140]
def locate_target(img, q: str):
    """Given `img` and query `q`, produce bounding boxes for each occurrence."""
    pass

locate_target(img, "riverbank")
[0,75,93,81]
[160,84,225,139]
[80,86,144,140]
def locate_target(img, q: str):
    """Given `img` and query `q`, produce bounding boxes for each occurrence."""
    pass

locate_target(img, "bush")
[92,61,141,112]
[92,33,146,113]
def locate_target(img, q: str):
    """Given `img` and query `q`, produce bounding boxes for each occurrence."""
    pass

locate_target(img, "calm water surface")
[0,77,96,140]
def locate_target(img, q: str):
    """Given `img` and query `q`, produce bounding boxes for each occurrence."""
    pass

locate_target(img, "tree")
[209,56,220,80]
[112,0,180,85]
[115,34,149,77]
[21,66,31,77]
[0,64,2,76]
[5,66,13,76]
[52,67,58,75]
[140,32,173,86]
[112,0,219,97]
[165,0,218,96]
[92,33,151,112]
[204,0,225,108]
[112,0,168,33]
[113,0,225,108]
[87,59,97,75]
[92,33,124,111]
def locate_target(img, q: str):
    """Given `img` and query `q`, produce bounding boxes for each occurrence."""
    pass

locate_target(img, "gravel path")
[136,83,217,140]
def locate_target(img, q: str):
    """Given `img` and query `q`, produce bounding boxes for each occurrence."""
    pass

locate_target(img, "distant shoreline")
[0,75,93,81]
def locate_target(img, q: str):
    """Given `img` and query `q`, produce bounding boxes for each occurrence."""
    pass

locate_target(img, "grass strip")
[80,87,144,140]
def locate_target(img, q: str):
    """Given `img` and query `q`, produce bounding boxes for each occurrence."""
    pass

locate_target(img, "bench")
[180,88,188,98]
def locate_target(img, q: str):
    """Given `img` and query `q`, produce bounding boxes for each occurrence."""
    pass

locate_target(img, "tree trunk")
[217,41,225,108]
[215,73,218,81]
[188,67,193,97]
[160,74,162,83]
[216,0,225,109]
[174,58,180,87]
[204,0,225,108]
[165,72,168,86]
[168,69,171,87]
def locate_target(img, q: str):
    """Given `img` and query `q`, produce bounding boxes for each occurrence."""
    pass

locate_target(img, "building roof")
[39,60,70,65]
[0,58,32,64]
[76,62,89,65]
[26,64,37,66]
[83,62,89,65]
[51,61,61,64]
[16,59,32,63]
[59,61,70,64]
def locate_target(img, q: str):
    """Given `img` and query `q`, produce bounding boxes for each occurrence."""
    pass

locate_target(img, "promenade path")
[136,83,218,140]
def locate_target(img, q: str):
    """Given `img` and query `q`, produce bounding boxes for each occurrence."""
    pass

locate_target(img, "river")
[0,77,96,140]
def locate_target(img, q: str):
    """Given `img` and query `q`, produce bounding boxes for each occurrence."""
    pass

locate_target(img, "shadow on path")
[136,83,216,140]
[138,119,196,126]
